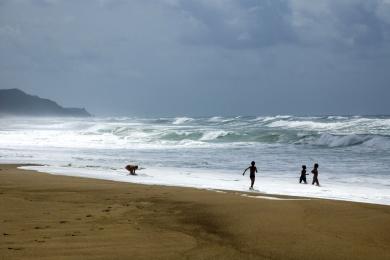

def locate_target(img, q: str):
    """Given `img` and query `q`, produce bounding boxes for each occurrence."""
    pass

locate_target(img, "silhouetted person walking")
[299,165,308,184]
[243,161,258,190]
[311,163,320,186]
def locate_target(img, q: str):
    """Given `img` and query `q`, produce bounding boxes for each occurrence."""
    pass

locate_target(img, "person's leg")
[250,176,255,189]
[314,177,319,186]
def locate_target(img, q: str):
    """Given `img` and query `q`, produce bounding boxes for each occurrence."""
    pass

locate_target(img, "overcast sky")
[1,0,390,116]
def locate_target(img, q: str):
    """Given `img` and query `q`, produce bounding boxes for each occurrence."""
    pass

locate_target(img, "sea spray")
[1,115,390,205]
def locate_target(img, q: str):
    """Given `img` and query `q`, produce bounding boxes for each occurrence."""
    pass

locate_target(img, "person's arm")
[243,167,249,175]
[255,167,258,173]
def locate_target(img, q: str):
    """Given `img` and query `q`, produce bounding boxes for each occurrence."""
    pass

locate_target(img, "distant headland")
[0,88,91,117]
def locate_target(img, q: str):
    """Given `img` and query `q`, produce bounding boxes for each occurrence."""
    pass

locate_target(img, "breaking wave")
[2,115,390,206]
[302,133,388,148]
[172,117,194,125]
[0,115,389,150]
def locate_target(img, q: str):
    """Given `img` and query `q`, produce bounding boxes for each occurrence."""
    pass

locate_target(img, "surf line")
[240,194,312,201]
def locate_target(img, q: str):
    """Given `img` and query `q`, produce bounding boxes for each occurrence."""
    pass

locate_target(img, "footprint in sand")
[34,225,51,230]
[65,231,80,237]
[59,220,68,224]
[8,247,23,251]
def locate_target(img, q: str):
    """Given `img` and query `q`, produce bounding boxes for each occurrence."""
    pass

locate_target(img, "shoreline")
[19,163,315,200]
[18,163,390,207]
[1,164,390,259]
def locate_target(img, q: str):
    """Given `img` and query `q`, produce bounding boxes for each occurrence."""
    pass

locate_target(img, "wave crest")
[312,134,369,147]
[172,117,194,125]
[1,116,389,150]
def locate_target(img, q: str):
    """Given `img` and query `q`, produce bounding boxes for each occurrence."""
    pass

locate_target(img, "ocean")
[0,115,389,205]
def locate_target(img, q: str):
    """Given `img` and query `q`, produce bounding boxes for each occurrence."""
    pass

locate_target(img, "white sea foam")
[172,117,194,125]
[1,116,390,205]
[200,130,231,141]
[240,194,312,201]
[266,117,390,135]
[267,120,347,131]
[208,116,224,122]
[314,133,369,147]
[327,116,348,120]
[19,165,390,205]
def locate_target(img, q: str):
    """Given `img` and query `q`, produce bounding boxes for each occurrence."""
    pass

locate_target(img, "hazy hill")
[0,89,91,117]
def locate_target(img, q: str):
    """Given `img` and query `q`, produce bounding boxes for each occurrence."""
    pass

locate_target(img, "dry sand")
[1,164,390,260]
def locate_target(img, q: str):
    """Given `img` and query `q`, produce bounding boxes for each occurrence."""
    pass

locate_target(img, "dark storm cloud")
[290,1,390,53]
[0,0,389,116]
[170,0,390,53]
[170,0,295,49]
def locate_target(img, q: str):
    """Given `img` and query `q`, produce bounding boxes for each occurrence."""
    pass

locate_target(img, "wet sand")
[1,164,390,259]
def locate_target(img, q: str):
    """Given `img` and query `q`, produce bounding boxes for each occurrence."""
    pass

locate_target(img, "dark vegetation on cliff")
[0,89,91,117]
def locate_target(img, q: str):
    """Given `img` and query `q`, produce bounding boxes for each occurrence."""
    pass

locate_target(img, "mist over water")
[1,115,390,205]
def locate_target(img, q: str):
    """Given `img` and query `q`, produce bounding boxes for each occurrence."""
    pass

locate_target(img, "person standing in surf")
[243,161,258,190]
[311,163,320,186]
[299,165,308,184]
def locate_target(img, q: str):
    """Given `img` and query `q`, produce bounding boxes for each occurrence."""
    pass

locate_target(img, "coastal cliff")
[0,88,91,117]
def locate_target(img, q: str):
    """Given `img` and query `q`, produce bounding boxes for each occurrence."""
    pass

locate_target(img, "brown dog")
[125,165,138,175]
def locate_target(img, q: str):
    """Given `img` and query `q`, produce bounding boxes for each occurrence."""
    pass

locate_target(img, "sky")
[1,0,390,116]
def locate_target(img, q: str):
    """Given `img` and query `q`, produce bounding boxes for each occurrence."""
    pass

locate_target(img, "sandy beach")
[1,164,390,260]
